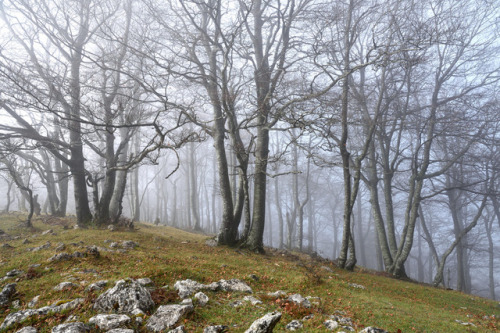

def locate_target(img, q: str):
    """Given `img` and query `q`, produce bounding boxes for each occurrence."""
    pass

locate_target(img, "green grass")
[0,213,499,332]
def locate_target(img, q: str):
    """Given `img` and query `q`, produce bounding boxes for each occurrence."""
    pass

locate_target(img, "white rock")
[244,311,281,333]
[194,292,209,306]
[88,314,130,330]
[146,304,194,332]
[53,282,79,291]
[51,322,90,333]
[324,320,339,330]
[15,327,37,333]
[285,320,303,331]
[93,278,154,315]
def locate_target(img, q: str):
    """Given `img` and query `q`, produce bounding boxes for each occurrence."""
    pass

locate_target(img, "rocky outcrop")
[93,278,154,315]
[88,314,130,330]
[244,311,281,333]
[146,304,194,332]
[1,298,84,331]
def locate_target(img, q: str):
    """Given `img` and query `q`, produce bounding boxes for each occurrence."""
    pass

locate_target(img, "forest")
[0,0,499,301]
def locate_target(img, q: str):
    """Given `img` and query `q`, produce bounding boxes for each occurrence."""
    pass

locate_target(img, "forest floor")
[0,213,499,332]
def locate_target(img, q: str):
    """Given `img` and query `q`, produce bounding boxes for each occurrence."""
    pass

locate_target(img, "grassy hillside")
[0,213,498,332]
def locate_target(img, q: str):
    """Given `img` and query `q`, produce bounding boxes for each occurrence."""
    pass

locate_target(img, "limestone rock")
[267,290,287,299]
[174,279,205,299]
[330,315,353,326]
[28,295,40,308]
[204,325,228,333]
[42,229,53,235]
[121,241,138,249]
[168,326,186,333]
[6,269,23,277]
[146,304,194,332]
[28,242,51,252]
[85,280,108,292]
[137,278,153,286]
[86,246,100,258]
[16,327,37,333]
[51,322,90,333]
[94,278,154,315]
[285,320,303,331]
[287,294,311,308]
[243,296,262,305]
[48,253,73,262]
[323,320,339,330]
[0,283,16,306]
[194,292,209,306]
[348,283,366,290]
[1,243,13,249]
[56,243,66,252]
[244,311,281,333]
[213,279,252,293]
[88,314,130,330]
[1,299,83,330]
[106,329,134,333]
[54,282,79,291]
[107,225,116,231]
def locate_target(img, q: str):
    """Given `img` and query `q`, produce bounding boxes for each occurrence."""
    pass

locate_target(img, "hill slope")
[0,213,499,332]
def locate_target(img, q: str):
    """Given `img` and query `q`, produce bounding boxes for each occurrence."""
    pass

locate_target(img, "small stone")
[88,314,130,330]
[267,290,287,298]
[194,292,209,306]
[12,300,21,309]
[243,296,262,305]
[1,243,14,249]
[6,269,23,277]
[137,278,153,286]
[285,320,303,331]
[121,240,138,249]
[244,311,281,333]
[168,326,186,333]
[287,294,311,308]
[204,325,228,333]
[22,239,31,244]
[55,243,66,252]
[86,246,100,258]
[28,295,40,308]
[348,283,366,289]
[181,298,193,306]
[48,253,73,262]
[51,322,89,333]
[106,329,134,333]
[15,327,37,333]
[324,320,339,330]
[85,280,108,292]
[110,242,119,248]
[229,300,243,308]
[358,328,388,333]
[107,225,116,231]
[41,229,53,235]
[248,274,259,281]
[53,282,79,291]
